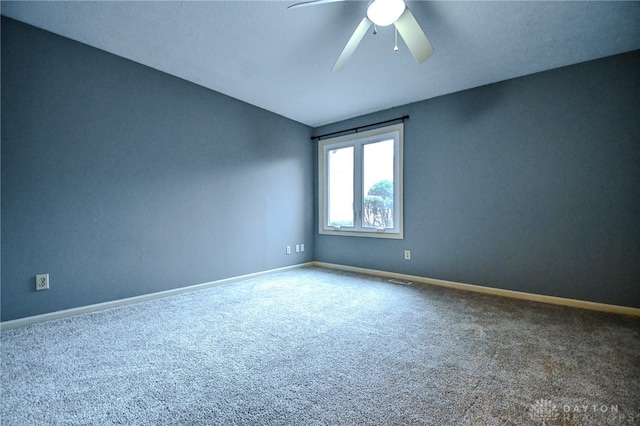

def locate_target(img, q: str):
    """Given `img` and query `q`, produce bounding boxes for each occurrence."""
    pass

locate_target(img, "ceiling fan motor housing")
[367,0,406,27]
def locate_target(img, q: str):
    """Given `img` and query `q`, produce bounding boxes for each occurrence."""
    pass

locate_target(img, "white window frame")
[318,122,404,239]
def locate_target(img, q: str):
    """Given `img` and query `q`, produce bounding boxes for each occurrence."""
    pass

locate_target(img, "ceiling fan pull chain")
[373,24,378,35]
[394,26,399,51]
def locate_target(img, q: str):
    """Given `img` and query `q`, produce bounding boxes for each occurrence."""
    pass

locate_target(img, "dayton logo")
[529,399,559,424]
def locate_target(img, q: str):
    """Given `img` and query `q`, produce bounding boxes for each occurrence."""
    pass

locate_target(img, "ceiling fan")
[288,0,434,71]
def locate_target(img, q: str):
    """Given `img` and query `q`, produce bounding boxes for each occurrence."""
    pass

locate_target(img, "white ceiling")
[2,1,639,127]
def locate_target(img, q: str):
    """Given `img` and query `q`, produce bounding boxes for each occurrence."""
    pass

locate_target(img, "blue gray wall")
[1,18,314,321]
[2,17,639,323]
[315,50,640,308]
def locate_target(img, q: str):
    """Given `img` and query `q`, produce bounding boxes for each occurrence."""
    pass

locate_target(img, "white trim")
[0,263,314,331]
[313,262,640,317]
[4,261,637,330]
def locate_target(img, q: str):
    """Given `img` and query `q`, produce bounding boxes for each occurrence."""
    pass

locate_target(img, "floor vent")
[388,279,412,286]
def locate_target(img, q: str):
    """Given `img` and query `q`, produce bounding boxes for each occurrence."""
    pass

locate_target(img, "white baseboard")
[312,262,640,317]
[4,261,637,330]
[0,262,314,331]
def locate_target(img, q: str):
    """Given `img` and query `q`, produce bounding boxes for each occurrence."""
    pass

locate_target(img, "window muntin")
[319,123,403,239]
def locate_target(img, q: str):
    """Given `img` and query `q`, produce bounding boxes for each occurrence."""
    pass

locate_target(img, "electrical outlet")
[404,250,411,260]
[300,243,305,252]
[36,274,50,291]
[295,244,300,253]
[286,246,291,255]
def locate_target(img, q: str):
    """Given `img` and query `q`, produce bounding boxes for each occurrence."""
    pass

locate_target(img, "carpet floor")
[2,266,639,425]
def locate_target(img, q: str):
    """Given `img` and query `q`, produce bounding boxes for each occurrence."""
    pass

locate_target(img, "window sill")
[319,229,404,239]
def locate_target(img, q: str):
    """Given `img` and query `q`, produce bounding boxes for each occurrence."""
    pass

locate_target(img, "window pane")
[327,146,354,227]
[363,140,394,228]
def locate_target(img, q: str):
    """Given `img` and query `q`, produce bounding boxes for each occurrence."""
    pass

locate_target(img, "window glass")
[363,140,394,229]
[327,146,354,228]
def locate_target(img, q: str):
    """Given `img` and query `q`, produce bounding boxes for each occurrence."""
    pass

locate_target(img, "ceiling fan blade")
[332,17,372,72]
[288,0,347,10]
[394,8,434,64]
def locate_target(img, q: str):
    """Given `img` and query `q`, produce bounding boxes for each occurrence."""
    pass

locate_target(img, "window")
[318,123,403,239]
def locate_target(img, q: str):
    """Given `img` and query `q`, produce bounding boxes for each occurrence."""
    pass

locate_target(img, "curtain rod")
[311,115,409,141]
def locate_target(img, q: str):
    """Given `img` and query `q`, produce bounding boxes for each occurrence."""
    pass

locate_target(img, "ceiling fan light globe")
[367,0,405,27]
